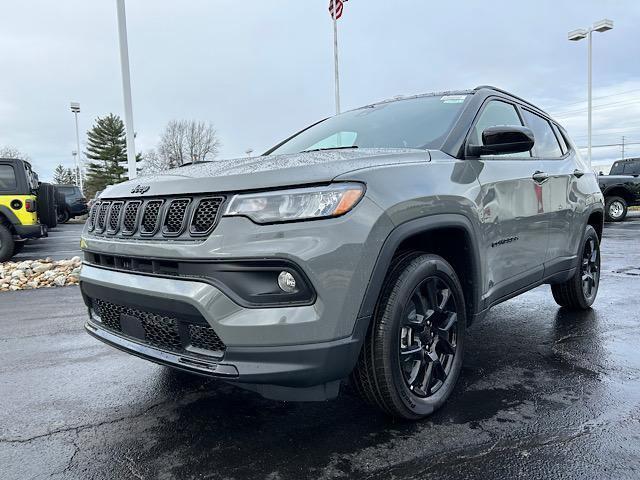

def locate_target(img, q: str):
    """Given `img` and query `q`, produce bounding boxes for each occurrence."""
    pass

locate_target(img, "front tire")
[605,196,627,222]
[551,225,600,310]
[351,253,466,420]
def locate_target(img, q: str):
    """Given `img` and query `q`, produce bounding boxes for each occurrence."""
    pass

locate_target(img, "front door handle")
[532,171,549,183]
[573,169,585,178]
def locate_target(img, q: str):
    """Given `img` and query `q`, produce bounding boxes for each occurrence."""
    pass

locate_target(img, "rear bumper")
[14,224,47,239]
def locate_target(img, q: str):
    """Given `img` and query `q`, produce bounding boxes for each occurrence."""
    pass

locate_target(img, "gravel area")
[0,257,81,292]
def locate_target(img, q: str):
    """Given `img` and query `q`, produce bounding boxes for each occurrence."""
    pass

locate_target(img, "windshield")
[268,94,469,155]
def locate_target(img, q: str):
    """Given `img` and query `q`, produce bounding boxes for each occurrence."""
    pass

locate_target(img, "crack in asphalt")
[0,397,172,445]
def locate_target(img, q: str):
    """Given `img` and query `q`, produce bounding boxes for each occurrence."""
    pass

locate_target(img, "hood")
[101,148,429,198]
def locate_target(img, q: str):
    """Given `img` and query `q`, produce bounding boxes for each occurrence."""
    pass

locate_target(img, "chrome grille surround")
[162,198,191,236]
[106,201,124,234]
[121,200,142,235]
[95,202,111,233]
[140,200,164,236]
[190,197,225,236]
[87,203,99,232]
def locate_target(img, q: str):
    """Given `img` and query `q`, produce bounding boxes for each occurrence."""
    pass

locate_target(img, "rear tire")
[604,196,627,222]
[0,224,15,262]
[38,183,58,229]
[350,253,466,420]
[551,225,600,310]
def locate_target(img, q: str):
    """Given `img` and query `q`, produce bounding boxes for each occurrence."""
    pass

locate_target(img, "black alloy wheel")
[399,276,458,397]
[580,234,599,302]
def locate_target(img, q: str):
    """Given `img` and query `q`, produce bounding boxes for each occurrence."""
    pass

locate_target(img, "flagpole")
[332,0,341,115]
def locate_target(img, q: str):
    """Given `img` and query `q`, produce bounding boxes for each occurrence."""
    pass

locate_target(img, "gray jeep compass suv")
[80,86,604,419]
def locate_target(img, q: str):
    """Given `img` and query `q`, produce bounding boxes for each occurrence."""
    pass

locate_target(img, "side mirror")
[467,126,535,157]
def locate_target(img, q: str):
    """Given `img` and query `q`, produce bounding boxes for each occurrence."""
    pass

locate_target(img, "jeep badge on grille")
[131,184,151,194]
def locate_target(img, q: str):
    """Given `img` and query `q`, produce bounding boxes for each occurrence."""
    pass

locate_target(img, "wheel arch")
[357,214,482,326]
[0,206,19,231]
[603,186,633,204]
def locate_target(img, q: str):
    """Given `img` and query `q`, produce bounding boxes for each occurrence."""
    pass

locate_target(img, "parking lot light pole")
[568,19,614,169]
[116,0,137,180]
[70,102,83,192]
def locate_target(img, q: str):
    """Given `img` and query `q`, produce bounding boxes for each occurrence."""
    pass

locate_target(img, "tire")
[57,208,70,224]
[604,196,627,222]
[37,183,58,229]
[551,225,600,310]
[350,253,466,420]
[0,224,15,262]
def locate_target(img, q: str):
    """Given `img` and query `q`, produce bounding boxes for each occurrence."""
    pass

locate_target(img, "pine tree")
[84,114,139,197]
[52,165,76,185]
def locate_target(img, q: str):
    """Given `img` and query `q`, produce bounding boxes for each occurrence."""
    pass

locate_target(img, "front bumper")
[14,223,47,239]
[80,264,369,400]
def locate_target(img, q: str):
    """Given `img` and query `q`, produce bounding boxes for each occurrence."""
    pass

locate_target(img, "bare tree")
[0,145,30,160]
[140,149,170,176]
[158,120,220,168]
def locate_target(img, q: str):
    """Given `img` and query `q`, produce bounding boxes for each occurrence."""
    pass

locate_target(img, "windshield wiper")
[302,146,359,153]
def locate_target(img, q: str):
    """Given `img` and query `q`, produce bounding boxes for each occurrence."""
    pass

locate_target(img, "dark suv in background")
[54,184,88,223]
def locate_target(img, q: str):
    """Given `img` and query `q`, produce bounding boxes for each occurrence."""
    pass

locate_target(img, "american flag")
[329,0,348,20]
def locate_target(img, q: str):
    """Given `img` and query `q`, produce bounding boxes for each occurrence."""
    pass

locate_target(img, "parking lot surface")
[13,222,83,261]
[1,214,639,479]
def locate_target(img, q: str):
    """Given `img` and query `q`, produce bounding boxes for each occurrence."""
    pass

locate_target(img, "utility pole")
[116,0,138,179]
[621,136,625,160]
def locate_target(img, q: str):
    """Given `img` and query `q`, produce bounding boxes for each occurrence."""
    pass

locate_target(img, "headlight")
[224,183,364,223]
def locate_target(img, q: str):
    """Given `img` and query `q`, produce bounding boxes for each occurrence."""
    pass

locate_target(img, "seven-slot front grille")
[86,195,225,240]
[92,298,226,354]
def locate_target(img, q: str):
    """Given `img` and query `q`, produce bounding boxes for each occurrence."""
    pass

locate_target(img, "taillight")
[25,199,37,212]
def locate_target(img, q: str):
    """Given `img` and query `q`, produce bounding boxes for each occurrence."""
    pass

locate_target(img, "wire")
[544,88,640,110]
[551,98,640,117]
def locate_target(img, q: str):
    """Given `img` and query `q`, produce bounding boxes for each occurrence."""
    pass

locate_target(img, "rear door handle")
[532,171,549,183]
[573,169,585,178]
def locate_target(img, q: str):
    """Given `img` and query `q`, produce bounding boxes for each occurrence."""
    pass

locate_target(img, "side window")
[470,100,529,157]
[0,165,17,190]
[624,162,640,175]
[552,124,568,154]
[610,162,623,175]
[522,110,563,158]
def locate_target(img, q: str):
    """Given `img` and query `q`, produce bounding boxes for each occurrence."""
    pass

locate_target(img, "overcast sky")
[1,0,639,181]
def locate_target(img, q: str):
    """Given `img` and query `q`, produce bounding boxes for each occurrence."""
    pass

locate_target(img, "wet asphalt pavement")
[1,214,640,479]
[13,222,84,261]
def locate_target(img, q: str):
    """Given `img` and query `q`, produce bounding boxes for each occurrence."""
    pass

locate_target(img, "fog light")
[277,271,297,293]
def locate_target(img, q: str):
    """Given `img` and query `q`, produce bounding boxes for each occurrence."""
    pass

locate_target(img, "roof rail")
[474,85,550,117]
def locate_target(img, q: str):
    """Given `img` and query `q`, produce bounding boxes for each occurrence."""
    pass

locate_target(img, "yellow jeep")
[0,158,49,262]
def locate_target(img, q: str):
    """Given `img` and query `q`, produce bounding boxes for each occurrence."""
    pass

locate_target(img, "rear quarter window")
[0,165,17,190]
